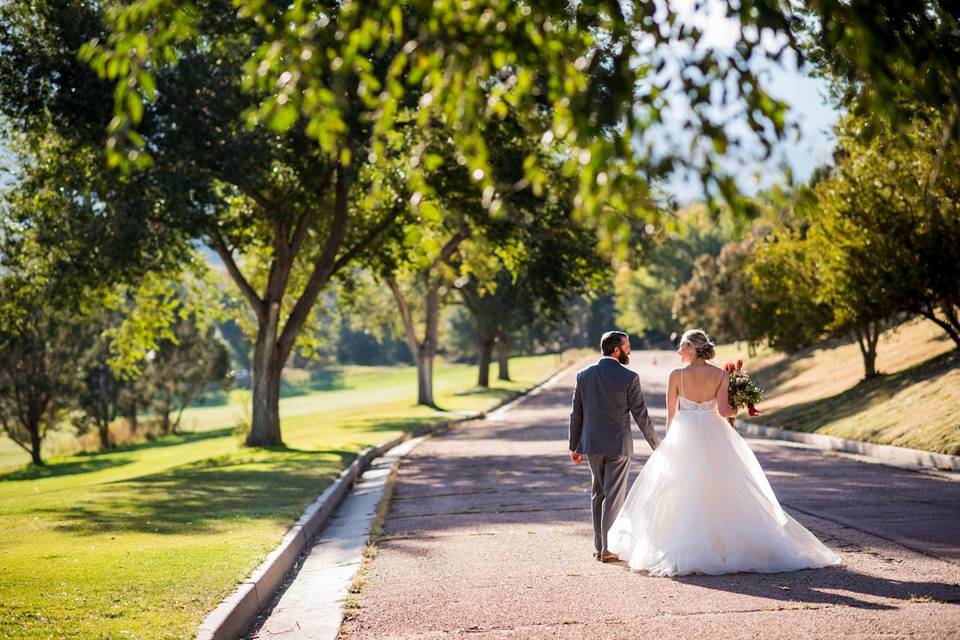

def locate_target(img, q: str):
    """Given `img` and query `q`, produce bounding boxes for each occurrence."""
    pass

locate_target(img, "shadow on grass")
[755,349,959,442]
[0,456,136,482]
[452,387,518,401]
[41,447,358,536]
[0,428,235,483]
[36,416,451,536]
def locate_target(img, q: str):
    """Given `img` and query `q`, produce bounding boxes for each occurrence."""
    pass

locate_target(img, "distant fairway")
[0,354,570,639]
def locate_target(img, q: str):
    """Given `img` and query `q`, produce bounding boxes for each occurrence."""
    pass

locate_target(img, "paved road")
[340,352,960,639]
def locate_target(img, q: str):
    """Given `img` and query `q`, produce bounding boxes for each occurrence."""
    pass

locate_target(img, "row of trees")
[669,111,960,378]
[0,256,230,464]
[2,0,957,454]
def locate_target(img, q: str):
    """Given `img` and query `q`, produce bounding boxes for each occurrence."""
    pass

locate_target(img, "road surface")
[340,352,960,639]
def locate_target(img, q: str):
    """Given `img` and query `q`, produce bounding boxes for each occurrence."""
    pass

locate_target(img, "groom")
[569,330,661,562]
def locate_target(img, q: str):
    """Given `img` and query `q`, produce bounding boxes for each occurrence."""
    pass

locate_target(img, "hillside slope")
[718,318,960,455]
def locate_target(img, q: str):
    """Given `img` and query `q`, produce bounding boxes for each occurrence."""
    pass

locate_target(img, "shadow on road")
[666,564,960,609]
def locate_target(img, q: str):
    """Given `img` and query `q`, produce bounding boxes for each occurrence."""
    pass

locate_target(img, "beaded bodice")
[678,395,717,412]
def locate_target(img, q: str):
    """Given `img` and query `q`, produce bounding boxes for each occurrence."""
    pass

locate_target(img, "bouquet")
[724,360,764,429]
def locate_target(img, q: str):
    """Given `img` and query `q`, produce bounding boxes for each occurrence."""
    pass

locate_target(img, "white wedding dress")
[607,375,841,577]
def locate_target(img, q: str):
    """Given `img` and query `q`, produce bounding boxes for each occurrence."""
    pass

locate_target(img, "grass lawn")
[0,354,572,640]
[717,317,960,455]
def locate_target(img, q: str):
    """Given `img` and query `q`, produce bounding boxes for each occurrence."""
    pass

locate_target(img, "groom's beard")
[618,352,630,365]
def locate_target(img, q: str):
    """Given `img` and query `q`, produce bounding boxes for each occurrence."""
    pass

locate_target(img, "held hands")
[569,451,584,464]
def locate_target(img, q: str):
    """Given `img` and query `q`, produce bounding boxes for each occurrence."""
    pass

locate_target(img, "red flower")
[736,359,743,371]
[747,402,762,417]
[724,362,735,373]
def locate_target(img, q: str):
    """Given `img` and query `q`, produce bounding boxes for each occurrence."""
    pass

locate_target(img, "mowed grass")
[0,354,570,640]
[718,318,960,455]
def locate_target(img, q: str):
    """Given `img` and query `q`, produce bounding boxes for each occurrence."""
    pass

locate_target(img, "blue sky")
[660,0,842,203]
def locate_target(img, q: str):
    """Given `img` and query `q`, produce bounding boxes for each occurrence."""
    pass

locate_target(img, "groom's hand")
[569,451,583,464]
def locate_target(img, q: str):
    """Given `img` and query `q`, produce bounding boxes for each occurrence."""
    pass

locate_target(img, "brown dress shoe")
[600,552,620,563]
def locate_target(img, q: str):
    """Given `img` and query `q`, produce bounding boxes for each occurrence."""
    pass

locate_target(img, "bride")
[607,329,841,576]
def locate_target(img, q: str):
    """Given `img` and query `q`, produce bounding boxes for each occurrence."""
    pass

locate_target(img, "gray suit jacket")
[569,358,661,456]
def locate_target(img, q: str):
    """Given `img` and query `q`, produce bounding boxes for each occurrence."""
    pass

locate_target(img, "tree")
[672,238,760,347]
[0,221,93,465]
[803,2,960,223]
[802,2,960,141]
[1,0,816,445]
[615,204,735,344]
[0,1,398,446]
[76,327,124,449]
[456,126,614,387]
[385,260,456,408]
[141,313,232,435]
[459,271,519,387]
[746,230,833,353]
[808,114,960,376]
[0,286,85,466]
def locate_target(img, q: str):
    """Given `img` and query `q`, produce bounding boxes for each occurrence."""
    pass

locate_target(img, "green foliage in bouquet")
[724,359,764,427]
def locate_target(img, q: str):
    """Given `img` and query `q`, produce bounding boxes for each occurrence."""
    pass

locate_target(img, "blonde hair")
[680,329,716,361]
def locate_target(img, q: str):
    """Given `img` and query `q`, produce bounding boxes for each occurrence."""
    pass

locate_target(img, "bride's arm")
[666,369,679,432]
[717,372,738,418]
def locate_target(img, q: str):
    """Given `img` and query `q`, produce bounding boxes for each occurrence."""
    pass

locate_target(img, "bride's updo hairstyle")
[680,329,716,361]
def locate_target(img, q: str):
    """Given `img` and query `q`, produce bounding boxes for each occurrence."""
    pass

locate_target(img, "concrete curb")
[737,421,960,473]
[195,358,581,640]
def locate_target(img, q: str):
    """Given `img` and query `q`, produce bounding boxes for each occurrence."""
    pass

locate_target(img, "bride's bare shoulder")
[705,362,727,381]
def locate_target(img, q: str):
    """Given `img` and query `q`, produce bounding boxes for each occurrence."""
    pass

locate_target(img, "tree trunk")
[248,311,284,447]
[214,164,367,449]
[921,303,960,348]
[387,275,444,409]
[126,405,138,433]
[854,322,882,380]
[98,419,111,449]
[416,285,441,407]
[496,332,510,381]
[29,423,43,466]
[172,402,190,434]
[415,350,435,406]
[477,336,494,388]
[862,346,877,380]
[159,407,171,435]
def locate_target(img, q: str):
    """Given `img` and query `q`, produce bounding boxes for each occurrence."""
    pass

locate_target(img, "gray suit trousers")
[587,454,631,554]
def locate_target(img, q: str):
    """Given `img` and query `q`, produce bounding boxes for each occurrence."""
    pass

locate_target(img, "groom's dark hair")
[600,331,629,355]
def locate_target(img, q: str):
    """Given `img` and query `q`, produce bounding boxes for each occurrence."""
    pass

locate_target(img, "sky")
[660,0,842,204]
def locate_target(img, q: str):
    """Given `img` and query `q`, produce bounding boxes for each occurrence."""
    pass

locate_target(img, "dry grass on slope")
[718,318,960,455]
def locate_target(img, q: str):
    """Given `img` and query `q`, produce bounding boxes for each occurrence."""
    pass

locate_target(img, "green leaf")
[390,5,403,39]
[126,91,143,124]
[268,104,299,132]
[138,71,157,102]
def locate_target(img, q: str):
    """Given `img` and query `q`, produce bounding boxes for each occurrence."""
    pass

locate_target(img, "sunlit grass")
[0,354,570,639]
[719,318,959,454]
